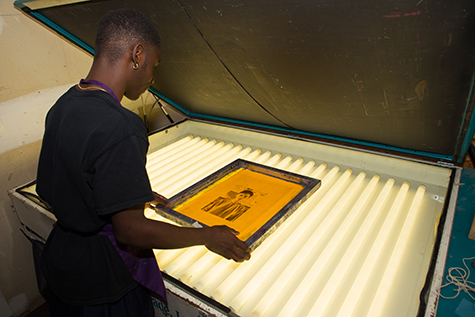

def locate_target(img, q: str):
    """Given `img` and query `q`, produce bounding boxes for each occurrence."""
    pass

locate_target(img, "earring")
[133,63,139,70]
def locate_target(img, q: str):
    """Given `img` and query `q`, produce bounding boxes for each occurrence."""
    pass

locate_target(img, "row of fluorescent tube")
[145,135,435,317]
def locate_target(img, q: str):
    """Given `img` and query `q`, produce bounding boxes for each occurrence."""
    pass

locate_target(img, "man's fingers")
[204,226,252,262]
[226,248,248,262]
[233,242,251,262]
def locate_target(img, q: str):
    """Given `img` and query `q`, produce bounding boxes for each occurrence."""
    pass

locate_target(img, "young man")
[36,8,250,316]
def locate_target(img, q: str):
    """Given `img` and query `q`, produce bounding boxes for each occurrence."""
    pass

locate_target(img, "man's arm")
[111,204,251,262]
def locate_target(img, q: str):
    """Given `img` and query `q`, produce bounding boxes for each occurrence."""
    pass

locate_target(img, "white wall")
[0,1,91,316]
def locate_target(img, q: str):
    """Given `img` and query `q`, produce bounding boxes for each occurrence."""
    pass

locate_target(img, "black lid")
[17,0,475,163]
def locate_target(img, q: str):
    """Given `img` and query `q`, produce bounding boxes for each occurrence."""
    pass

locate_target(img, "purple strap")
[80,79,121,105]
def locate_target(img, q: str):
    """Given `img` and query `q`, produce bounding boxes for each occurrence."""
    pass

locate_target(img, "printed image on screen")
[174,168,304,241]
[202,189,255,222]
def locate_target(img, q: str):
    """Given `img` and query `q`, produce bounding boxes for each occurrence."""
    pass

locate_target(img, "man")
[36,8,250,316]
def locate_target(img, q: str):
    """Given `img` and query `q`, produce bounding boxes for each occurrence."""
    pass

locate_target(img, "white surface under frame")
[145,120,452,317]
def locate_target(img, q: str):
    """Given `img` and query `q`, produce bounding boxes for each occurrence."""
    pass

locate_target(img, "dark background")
[35,0,475,157]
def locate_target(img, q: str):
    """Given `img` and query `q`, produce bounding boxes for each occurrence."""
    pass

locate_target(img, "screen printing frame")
[153,159,321,251]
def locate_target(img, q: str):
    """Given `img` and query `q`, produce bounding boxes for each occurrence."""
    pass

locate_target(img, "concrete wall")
[0,2,179,316]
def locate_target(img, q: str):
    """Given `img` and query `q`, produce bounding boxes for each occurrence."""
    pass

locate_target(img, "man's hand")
[203,226,251,262]
[113,203,251,263]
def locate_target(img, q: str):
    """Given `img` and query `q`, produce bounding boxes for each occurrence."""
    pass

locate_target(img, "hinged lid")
[15,0,475,164]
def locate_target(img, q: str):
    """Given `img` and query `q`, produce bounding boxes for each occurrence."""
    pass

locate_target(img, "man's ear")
[132,44,144,65]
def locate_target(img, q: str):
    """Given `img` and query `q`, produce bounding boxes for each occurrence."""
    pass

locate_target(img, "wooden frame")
[154,159,321,250]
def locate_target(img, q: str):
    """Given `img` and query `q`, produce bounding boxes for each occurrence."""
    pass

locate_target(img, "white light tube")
[306,174,381,316]
[274,155,294,170]
[297,160,316,175]
[253,151,272,164]
[240,149,262,162]
[154,248,188,270]
[277,171,366,317]
[149,139,222,190]
[192,258,238,293]
[179,252,223,286]
[163,145,245,196]
[211,165,339,303]
[366,184,426,316]
[263,153,282,167]
[153,142,231,196]
[285,157,304,172]
[146,135,194,161]
[163,247,208,277]
[147,138,212,180]
[336,181,410,317]
[227,167,347,313]
[311,163,328,179]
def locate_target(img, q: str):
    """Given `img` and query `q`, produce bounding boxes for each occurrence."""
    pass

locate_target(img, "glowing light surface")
[146,125,450,317]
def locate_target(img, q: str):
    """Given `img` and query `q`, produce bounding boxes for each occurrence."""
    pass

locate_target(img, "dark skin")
[79,41,251,262]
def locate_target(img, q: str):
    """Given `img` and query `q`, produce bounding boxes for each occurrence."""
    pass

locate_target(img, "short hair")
[95,9,161,63]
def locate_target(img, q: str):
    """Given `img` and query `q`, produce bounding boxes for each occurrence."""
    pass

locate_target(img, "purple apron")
[100,223,167,303]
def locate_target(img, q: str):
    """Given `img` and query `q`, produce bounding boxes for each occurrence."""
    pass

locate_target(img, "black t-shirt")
[36,86,155,305]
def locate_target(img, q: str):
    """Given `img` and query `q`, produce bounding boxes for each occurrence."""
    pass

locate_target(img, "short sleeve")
[91,134,155,215]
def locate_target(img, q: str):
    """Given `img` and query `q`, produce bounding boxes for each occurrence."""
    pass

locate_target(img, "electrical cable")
[174,0,294,129]
[151,94,174,124]
[148,94,159,118]
[141,94,149,132]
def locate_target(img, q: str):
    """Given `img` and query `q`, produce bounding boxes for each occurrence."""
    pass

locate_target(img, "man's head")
[95,9,161,64]
[92,8,161,100]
